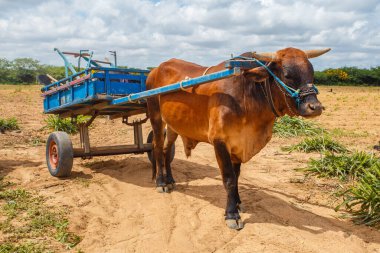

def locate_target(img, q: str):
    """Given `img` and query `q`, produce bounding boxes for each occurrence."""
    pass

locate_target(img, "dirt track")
[1,85,380,252]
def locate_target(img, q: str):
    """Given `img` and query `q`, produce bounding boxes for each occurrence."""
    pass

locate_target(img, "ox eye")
[284,73,291,79]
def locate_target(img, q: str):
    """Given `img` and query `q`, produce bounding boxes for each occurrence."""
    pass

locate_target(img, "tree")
[11,58,42,84]
[0,58,12,83]
[40,65,66,81]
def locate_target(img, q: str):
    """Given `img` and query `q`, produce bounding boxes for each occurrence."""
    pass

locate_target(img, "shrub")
[0,117,20,132]
[325,69,349,81]
[44,115,89,134]
[273,115,324,138]
[314,66,380,86]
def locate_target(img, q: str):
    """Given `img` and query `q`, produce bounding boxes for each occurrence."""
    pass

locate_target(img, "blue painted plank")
[44,95,108,114]
[225,60,260,70]
[94,67,150,73]
[93,73,145,81]
[108,82,143,95]
[41,67,148,92]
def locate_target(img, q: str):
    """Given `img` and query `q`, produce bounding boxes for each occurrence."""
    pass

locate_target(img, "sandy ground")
[0,85,379,253]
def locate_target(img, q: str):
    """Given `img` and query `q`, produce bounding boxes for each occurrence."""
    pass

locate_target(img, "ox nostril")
[308,103,322,112]
[308,103,316,111]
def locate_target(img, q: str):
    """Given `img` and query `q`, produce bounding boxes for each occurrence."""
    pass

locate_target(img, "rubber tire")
[46,131,74,177]
[147,130,175,165]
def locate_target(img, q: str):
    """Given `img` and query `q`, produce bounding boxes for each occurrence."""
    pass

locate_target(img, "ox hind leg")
[147,97,166,192]
[163,126,178,190]
[214,140,244,230]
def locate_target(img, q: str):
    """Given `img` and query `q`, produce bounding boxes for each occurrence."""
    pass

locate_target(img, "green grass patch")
[303,151,380,227]
[29,136,45,146]
[304,151,379,181]
[44,115,89,134]
[0,242,45,253]
[0,117,20,132]
[0,178,81,251]
[273,115,324,138]
[282,135,348,153]
[337,163,380,227]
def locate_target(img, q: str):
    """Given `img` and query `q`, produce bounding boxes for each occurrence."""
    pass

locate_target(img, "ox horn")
[251,52,278,62]
[303,48,331,58]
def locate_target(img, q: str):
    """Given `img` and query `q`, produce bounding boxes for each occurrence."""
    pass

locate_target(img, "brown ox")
[146,47,330,229]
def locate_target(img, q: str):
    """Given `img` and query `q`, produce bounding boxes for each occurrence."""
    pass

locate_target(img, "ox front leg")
[233,162,244,213]
[214,140,244,230]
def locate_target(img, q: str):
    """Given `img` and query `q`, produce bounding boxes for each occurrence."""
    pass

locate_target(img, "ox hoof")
[166,183,175,191]
[156,186,166,193]
[225,219,244,230]
[237,203,245,213]
[156,186,171,193]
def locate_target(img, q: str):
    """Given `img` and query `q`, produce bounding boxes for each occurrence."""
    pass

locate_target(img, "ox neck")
[244,76,296,119]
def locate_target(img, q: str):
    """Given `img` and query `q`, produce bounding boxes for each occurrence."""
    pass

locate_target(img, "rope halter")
[253,58,319,108]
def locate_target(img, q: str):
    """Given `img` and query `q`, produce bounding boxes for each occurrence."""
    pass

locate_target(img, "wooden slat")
[46,74,58,82]
[93,59,111,65]
[62,52,91,57]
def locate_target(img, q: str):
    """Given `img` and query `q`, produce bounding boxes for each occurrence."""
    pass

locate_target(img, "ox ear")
[244,66,270,82]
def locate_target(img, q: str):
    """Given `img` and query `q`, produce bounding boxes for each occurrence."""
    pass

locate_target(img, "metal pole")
[109,51,117,67]
[111,67,241,105]
[54,48,77,78]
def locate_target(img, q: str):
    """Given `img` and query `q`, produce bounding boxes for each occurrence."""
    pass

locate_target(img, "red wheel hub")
[49,141,59,169]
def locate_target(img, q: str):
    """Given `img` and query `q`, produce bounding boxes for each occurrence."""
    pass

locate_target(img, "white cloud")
[0,0,379,69]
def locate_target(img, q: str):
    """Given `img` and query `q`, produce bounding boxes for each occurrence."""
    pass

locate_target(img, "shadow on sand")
[0,159,43,178]
[77,156,380,244]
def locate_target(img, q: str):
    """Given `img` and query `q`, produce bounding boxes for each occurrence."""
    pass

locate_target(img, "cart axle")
[73,144,152,158]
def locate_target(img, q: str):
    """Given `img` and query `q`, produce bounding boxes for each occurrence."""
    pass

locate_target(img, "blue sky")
[0,0,379,70]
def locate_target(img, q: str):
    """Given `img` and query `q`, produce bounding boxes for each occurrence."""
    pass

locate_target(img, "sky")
[0,0,379,70]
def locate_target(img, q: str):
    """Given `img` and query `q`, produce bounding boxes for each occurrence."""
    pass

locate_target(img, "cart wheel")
[46,131,73,177]
[147,130,175,165]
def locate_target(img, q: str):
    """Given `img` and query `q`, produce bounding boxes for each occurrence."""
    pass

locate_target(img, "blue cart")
[41,49,258,177]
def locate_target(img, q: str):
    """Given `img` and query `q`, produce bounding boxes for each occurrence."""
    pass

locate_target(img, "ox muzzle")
[297,83,323,117]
